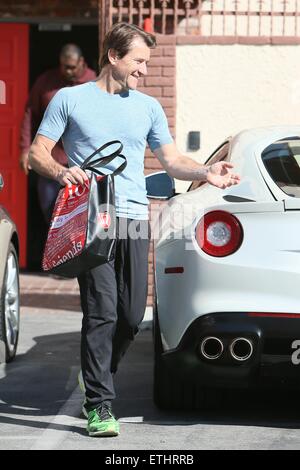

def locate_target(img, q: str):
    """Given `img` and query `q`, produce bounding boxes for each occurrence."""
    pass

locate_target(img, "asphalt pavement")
[1,274,300,450]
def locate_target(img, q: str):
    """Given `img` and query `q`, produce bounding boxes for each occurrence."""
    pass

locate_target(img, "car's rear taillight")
[195,210,243,257]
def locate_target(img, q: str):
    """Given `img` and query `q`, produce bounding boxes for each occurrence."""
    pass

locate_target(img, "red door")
[0,24,29,267]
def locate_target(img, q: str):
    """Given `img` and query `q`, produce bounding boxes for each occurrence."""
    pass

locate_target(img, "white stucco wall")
[176,44,300,192]
[177,0,300,37]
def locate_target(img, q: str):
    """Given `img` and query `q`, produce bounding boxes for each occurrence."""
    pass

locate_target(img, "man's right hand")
[19,152,31,175]
[57,166,89,186]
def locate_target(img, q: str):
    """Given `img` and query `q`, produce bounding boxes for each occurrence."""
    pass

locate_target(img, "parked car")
[0,174,20,363]
[146,125,300,410]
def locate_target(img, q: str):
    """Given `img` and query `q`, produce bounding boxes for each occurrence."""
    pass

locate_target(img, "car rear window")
[261,137,300,197]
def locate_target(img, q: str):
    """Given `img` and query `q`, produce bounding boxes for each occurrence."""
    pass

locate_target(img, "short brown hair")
[99,22,156,70]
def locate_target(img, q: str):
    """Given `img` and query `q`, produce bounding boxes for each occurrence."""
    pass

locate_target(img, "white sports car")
[147,126,300,410]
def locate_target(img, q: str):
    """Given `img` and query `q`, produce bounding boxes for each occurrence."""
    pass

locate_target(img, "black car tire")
[153,300,224,411]
[0,243,20,362]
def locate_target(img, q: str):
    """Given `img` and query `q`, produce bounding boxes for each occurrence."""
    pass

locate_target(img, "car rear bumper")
[161,312,300,388]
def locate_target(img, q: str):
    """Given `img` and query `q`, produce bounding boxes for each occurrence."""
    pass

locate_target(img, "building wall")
[177,0,300,37]
[2,1,300,306]
[0,0,97,19]
[140,34,176,306]
[140,33,176,172]
[176,43,300,192]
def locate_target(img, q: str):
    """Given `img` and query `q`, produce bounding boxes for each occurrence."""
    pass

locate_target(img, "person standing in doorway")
[29,23,240,437]
[20,44,96,223]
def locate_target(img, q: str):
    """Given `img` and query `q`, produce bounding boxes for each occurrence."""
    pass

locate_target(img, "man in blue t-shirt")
[29,22,240,438]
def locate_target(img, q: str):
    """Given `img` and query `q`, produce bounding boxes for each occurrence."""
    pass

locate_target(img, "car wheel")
[0,243,20,362]
[153,300,224,411]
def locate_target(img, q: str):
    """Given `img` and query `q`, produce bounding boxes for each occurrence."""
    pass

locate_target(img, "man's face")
[60,55,84,82]
[110,37,150,91]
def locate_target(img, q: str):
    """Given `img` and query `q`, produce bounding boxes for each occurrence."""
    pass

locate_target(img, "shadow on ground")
[0,331,85,435]
[20,270,81,312]
[115,331,300,430]
[20,293,81,311]
[1,329,300,436]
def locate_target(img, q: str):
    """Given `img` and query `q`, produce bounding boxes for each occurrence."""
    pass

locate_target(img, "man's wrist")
[56,167,67,182]
[196,165,210,181]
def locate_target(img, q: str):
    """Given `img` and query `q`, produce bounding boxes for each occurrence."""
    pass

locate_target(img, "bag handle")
[81,140,127,176]
[84,155,127,177]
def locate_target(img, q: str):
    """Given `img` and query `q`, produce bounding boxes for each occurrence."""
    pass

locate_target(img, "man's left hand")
[207,162,241,189]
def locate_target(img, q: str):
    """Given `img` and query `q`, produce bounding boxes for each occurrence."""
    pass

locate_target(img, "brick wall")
[139,35,176,307]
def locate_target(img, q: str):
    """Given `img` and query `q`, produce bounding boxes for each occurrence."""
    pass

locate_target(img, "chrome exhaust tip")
[200,336,224,360]
[229,337,253,362]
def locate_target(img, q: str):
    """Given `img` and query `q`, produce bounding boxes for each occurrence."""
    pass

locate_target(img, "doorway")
[27,24,98,270]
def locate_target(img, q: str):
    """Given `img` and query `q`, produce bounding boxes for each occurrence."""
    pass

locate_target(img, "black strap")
[84,155,127,177]
[81,140,127,177]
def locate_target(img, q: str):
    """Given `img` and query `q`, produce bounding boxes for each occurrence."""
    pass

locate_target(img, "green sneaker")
[87,404,119,437]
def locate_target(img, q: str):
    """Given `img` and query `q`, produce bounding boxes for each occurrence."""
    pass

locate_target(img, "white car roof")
[230,125,300,160]
[223,125,300,201]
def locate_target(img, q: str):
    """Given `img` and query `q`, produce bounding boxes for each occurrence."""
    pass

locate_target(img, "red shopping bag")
[42,140,126,278]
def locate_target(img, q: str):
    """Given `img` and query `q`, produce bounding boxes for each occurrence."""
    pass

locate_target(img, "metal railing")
[100,0,300,37]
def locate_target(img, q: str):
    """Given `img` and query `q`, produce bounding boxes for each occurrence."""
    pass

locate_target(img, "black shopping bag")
[42,140,126,278]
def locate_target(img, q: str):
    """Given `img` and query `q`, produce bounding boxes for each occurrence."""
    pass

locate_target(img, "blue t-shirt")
[37,81,173,220]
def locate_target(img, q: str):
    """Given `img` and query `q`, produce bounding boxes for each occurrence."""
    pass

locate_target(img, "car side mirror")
[146,171,175,199]
[0,174,4,192]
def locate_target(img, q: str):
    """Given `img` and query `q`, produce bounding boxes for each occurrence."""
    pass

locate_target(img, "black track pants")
[77,218,150,410]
